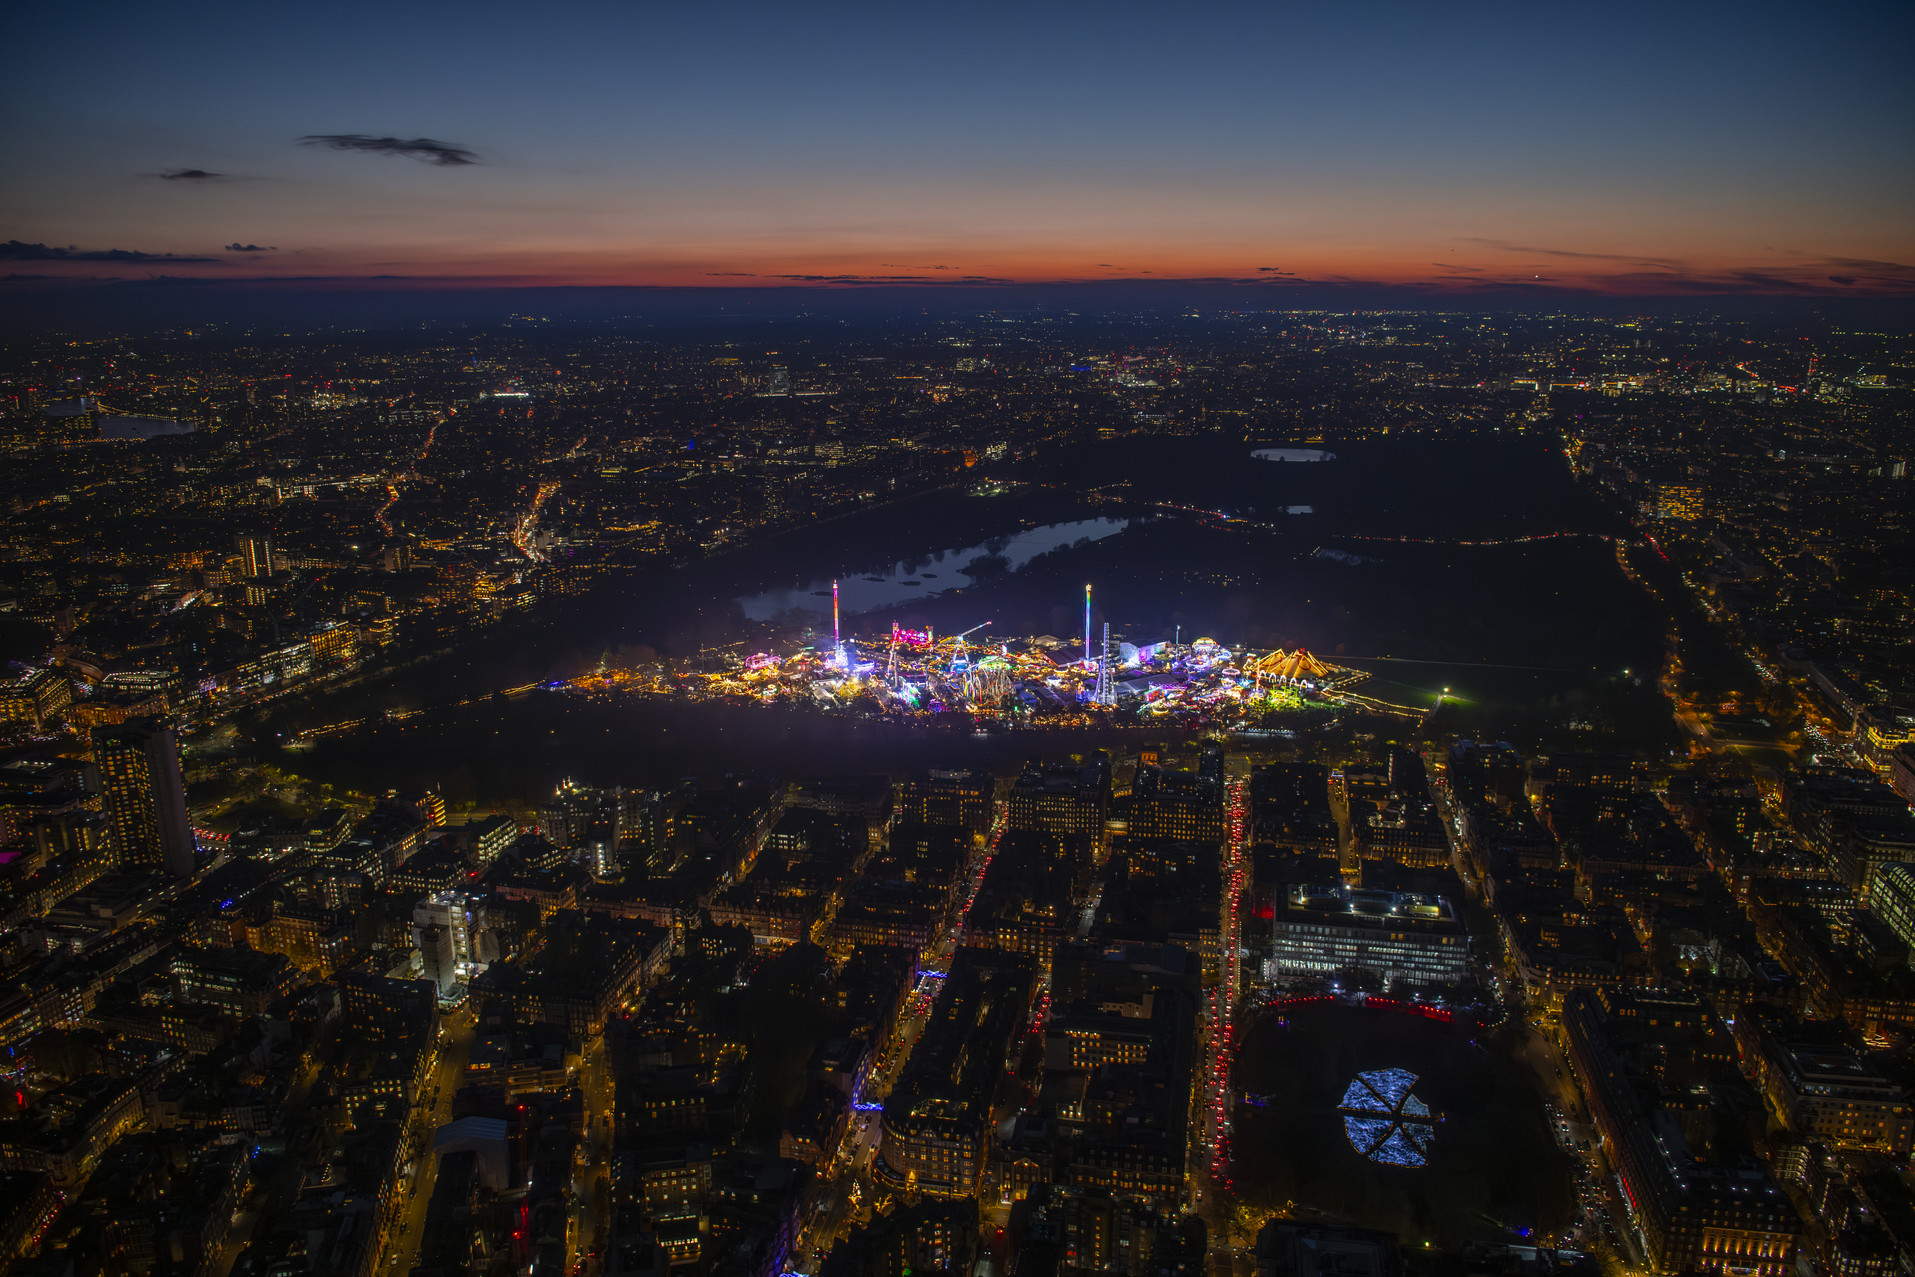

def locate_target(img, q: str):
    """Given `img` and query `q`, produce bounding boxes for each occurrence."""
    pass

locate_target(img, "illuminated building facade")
[1858,706,1915,773]
[1655,484,1703,520]
[962,831,1089,964]
[1126,760,1224,845]
[618,788,675,875]
[1007,754,1109,840]
[467,814,518,867]
[897,768,994,836]
[413,891,494,994]
[1870,861,1915,955]
[1046,989,1195,1208]
[237,535,273,578]
[1268,885,1468,988]
[1565,988,1799,1276]
[91,717,195,877]
[817,1199,978,1277]
[1738,1015,1913,1154]
[0,667,72,728]
[878,948,1034,1198]
[829,882,942,963]
[540,781,624,877]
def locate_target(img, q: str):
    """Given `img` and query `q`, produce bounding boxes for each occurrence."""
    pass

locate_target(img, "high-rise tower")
[238,535,273,579]
[92,716,196,877]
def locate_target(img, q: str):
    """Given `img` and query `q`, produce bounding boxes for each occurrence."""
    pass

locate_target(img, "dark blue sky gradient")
[4,1,1910,293]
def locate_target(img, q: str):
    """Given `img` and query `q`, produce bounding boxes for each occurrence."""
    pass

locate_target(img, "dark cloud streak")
[0,240,221,264]
[297,134,477,165]
[1463,237,1683,268]
[767,273,1016,286]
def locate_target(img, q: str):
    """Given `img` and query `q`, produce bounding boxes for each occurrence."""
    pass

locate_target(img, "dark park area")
[1231,1001,1576,1246]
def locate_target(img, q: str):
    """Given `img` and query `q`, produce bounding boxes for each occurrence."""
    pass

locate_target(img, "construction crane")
[947,621,991,675]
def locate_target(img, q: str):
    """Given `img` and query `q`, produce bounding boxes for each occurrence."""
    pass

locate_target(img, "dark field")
[1230,1003,1575,1246]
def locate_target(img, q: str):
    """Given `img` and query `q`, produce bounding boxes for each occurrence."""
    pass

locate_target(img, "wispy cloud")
[297,134,477,165]
[0,239,221,263]
[1414,255,1915,295]
[1462,237,1683,269]
[158,168,224,181]
[766,273,1015,286]
[1819,257,1915,288]
[225,243,276,252]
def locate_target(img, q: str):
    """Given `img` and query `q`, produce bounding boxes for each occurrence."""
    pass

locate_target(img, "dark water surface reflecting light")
[738,516,1130,620]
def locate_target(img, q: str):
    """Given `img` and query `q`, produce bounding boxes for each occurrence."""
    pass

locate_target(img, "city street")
[377,1008,478,1273]
[796,1111,885,1270]
[1193,777,1249,1271]
[793,806,1002,1270]
[570,1029,619,1276]
[207,1054,329,1277]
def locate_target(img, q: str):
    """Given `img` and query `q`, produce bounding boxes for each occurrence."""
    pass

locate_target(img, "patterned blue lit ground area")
[1230,1002,1573,1246]
[1339,1068,1438,1167]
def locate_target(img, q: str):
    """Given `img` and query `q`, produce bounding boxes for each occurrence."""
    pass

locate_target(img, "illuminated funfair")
[1248,647,1334,689]
[649,584,1363,723]
[1095,622,1114,706]
[1083,583,1093,667]
[947,621,991,675]
[831,578,844,670]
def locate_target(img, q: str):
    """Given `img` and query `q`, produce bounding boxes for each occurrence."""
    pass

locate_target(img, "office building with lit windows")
[412,891,495,995]
[0,667,72,728]
[1125,761,1224,845]
[91,717,195,877]
[1007,754,1109,840]
[540,781,624,878]
[1269,885,1468,988]
[897,768,994,836]
[237,534,273,578]
[1737,1014,1913,1155]
[1871,861,1915,959]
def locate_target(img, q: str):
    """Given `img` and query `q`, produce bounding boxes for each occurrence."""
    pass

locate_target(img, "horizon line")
[5,274,1913,301]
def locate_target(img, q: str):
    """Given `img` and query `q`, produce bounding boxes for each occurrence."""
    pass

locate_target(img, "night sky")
[5,0,1911,294]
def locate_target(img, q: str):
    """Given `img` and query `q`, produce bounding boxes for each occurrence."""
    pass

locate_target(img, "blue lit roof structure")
[1339,1068,1438,1167]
